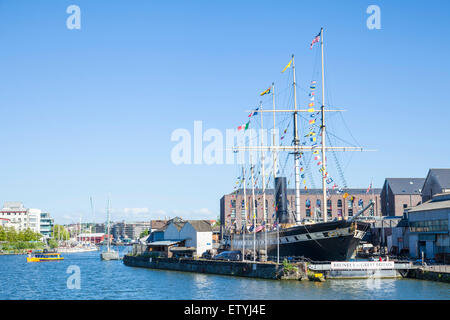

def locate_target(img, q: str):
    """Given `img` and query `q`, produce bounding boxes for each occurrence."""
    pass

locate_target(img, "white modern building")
[0,202,46,235]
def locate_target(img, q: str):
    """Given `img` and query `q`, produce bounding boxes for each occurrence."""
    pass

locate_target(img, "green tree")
[22,228,41,241]
[139,229,149,238]
[213,217,221,227]
[6,227,17,242]
[52,225,70,240]
[48,239,58,249]
[0,226,6,241]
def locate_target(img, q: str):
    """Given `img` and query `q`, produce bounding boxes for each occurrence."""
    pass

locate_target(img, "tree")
[48,239,58,249]
[6,227,17,242]
[213,216,221,227]
[0,226,6,241]
[52,225,70,240]
[22,228,40,241]
[139,229,149,238]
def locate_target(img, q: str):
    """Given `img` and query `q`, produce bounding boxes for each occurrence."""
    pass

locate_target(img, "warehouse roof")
[424,169,450,189]
[408,193,450,213]
[186,220,212,232]
[384,178,425,195]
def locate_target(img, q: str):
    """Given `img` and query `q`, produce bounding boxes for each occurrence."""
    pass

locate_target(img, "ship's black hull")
[228,220,370,262]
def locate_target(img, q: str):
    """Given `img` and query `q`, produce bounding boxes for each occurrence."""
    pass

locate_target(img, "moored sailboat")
[100,196,119,260]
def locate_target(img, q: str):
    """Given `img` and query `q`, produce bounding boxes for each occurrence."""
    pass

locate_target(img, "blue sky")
[0,0,449,224]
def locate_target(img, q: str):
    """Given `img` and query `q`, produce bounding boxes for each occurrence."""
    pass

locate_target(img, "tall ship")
[222,28,374,262]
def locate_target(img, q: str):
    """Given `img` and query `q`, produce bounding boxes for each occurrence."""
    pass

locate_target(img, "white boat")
[101,196,120,260]
[58,246,98,253]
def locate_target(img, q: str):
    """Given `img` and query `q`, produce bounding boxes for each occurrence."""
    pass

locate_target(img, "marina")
[0,251,448,300]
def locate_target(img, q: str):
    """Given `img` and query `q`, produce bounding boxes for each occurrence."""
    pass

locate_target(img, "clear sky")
[0,0,449,224]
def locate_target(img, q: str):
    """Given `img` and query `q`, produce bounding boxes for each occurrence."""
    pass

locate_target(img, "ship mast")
[320,27,327,223]
[292,55,301,224]
[271,83,279,263]
[260,101,267,254]
[250,127,257,262]
[272,82,277,181]
[242,165,246,262]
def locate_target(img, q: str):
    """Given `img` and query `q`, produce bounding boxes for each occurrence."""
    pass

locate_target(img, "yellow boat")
[27,252,64,262]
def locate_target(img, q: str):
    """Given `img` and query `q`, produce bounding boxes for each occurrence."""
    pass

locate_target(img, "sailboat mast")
[292,55,301,223]
[107,196,111,252]
[320,27,328,223]
[90,196,94,246]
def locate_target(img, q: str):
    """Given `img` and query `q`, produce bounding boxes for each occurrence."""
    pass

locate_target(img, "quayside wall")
[123,254,306,280]
[407,267,450,283]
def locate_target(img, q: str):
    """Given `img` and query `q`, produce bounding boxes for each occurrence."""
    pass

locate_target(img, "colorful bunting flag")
[260,88,271,96]
[281,58,292,73]
[310,32,321,49]
[238,121,250,131]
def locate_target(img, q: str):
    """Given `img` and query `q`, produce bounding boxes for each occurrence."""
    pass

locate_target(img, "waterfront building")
[404,193,450,261]
[0,202,42,234]
[380,178,425,217]
[94,223,105,233]
[160,217,213,257]
[76,233,110,244]
[40,212,54,238]
[421,169,450,203]
[112,221,152,240]
[220,188,381,239]
[147,220,169,242]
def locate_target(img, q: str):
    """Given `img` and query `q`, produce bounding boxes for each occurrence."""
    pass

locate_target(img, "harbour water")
[0,249,448,300]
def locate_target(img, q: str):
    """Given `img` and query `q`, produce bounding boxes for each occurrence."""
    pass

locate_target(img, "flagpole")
[292,54,301,224]
[320,27,327,223]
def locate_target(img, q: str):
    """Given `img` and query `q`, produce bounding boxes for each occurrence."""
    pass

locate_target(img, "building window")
[348,209,353,216]
[306,209,311,217]
[358,199,363,208]
[316,199,321,207]
[409,219,448,233]
[337,199,342,208]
